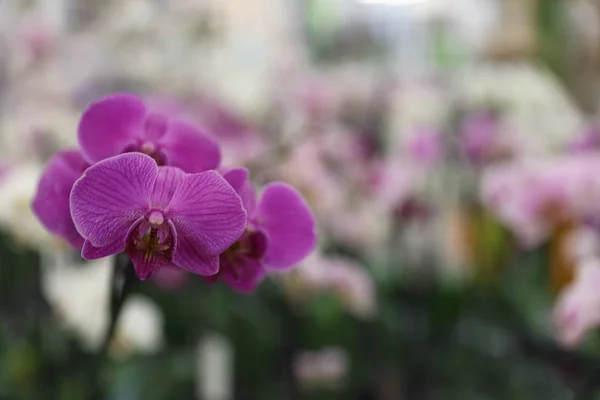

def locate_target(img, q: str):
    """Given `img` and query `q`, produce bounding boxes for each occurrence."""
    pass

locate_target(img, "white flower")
[294,347,348,389]
[41,251,164,356]
[40,252,112,351]
[0,163,58,250]
[458,63,583,157]
[195,333,234,400]
[111,294,164,358]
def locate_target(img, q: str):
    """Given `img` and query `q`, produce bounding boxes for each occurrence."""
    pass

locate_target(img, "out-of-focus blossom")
[481,155,600,247]
[554,257,600,348]
[190,97,269,167]
[209,168,316,292]
[111,294,164,358]
[564,225,600,262]
[459,63,582,157]
[294,347,348,389]
[78,93,220,172]
[460,112,501,163]
[405,127,443,167]
[17,18,56,64]
[32,149,89,248]
[325,200,390,255]
[152,266,188,292]
[386,81,450,156]
[0,163,59,249]
[373,159,424,213]
[275,139,348,218]
[41,252,163,355]
[147,95,269,168]
[70,153,246,280]
[285,252,377,319]
[568,125,600,154]
[0,101,80,160]
[196,333,234,400]
[41,254,111,351]
[0,163,9,182]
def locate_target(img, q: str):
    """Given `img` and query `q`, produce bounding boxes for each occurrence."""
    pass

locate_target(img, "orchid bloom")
[32,93,223,249]
[32,149,90,247]
[554,257,600,348]
[70,153,246,280]
[207,168,317,292]
[78,93,220,172]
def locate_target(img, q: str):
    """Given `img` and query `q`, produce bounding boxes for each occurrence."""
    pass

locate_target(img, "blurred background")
[3,0,600,399]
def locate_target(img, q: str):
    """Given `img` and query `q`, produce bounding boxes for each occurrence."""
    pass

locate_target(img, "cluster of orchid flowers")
[32,93,317,292]
[481,150,600,347]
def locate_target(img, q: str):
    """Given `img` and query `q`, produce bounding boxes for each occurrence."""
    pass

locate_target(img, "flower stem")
[99,254,137,356]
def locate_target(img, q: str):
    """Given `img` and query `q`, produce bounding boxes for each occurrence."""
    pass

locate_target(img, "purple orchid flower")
[460,112,498,164]
[207,168,317,293]
[78,93,221,172]
[69,153,247,280]
[32,149,90,247]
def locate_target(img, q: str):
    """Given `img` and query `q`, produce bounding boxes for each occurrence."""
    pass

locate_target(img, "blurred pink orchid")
[294,347,348,389]
[554,257,600,348]
[287,252,377,319]
[481,155,600,247]
[405,128,443,168]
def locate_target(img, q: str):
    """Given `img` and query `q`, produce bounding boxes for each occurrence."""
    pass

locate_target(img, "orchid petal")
[254,183,316,269]
[70,153,156,248]
[78,93,146,163]
[221,256,265,293]
[222,167,256,213]
[159,119,221,173]
[32,149,88,248]
[168,170,246,274]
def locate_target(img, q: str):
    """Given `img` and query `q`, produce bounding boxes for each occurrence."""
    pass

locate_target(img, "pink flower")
[554,257,600,347]
[569,126,600,154]
[405,128,443,167]
[78,93,220,172]
[70,153,246,280]
[33,93,224,249]
[32,149,90,247]
[460,112,498,164]
[208,168,317,293]
[481,155,600,247]
[290,253,377,319]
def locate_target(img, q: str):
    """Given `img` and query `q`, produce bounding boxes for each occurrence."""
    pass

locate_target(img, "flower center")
[123,139,168,166]
[141,141,156,155]
[148,210,164,226]
[219,229,268,281]
[125,213,175,280]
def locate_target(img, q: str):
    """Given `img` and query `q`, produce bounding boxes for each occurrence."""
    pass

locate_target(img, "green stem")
[98,254,137,357]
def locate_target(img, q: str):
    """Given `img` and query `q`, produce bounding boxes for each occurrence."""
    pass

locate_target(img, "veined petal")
[221,256,265,293]
[70,153,156,248]
[150,166,185,209]
[82,238,125,260]
[253,183,316,269]
[78,93,146,163]
[222,167,256,213]
[158,119,221,173]
[32,149,88,248]
[221,168,248,194]
[168,170,246,271]
[172,235,220,275]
